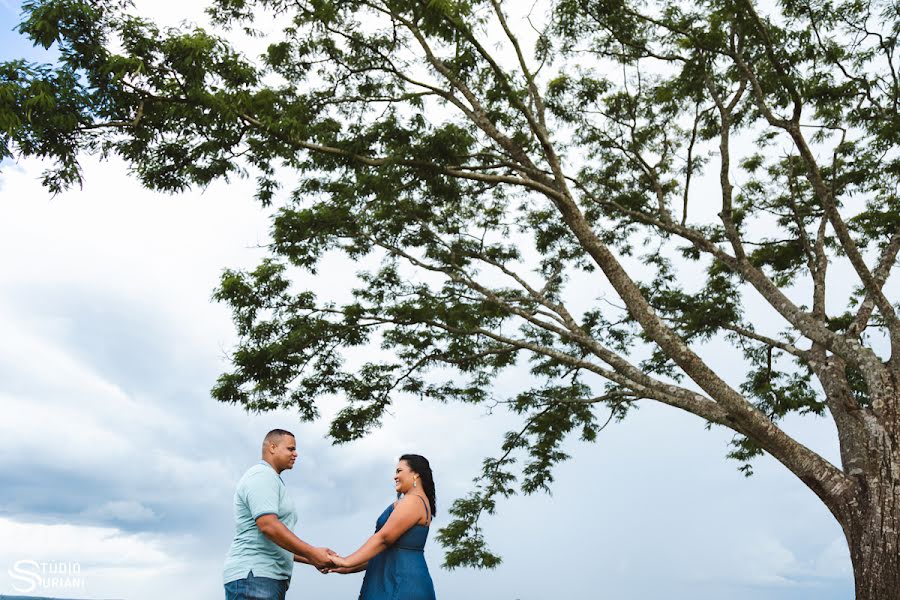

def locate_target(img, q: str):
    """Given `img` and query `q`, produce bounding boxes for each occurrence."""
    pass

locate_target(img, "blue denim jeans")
[224,570,289,600]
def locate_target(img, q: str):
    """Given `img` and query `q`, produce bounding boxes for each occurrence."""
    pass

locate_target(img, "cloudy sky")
[0,1,857,599]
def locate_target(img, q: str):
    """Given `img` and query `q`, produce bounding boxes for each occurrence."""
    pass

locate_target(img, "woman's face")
[394,460,418,494]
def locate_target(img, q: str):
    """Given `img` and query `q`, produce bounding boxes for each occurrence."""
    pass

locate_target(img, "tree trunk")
[821,360,900,599]
[843,474,900,599]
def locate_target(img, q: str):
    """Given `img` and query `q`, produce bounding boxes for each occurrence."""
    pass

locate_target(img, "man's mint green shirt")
[223,461,298,584]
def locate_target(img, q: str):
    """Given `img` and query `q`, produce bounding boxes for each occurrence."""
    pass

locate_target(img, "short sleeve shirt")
[223,461,298,583]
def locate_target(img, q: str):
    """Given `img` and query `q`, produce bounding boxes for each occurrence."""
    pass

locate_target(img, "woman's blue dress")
[358,499,436,600]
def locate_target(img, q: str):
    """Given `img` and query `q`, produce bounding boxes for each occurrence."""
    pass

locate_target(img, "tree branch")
[237,112,565,201]
[848,230,900,341]
[721,323,811,360]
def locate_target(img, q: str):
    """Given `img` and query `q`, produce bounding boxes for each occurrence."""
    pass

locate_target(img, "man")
[223,429,334,600]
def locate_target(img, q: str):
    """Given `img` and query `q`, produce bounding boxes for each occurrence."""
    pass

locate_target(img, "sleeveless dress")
[358,497,436,600]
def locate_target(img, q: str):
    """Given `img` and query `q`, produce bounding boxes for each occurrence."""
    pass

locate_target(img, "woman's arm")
[331,497,423,569]
[328,563,368,574]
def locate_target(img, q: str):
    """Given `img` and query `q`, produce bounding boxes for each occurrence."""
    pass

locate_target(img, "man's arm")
[256,514,333,568]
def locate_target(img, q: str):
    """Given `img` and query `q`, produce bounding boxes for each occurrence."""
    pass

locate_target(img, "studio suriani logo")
[8,559,86,594]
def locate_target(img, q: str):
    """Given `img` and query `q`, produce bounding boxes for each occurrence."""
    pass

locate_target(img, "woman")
[328,454,437,600]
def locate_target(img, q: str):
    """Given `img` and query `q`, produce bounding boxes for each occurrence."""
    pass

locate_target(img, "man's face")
[270,435,298,472]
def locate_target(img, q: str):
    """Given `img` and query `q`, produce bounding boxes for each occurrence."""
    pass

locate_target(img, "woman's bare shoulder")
[393,494,424,510]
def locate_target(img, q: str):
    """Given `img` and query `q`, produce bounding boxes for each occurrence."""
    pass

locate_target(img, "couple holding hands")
[223,429,437,600]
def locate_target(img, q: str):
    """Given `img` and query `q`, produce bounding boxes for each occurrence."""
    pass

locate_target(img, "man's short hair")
[263,428,295,449]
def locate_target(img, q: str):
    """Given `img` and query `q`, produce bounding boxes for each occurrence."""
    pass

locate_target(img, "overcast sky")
[0,1,857,599]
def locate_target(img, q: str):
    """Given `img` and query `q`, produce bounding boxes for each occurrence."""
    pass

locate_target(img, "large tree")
[4,0,900,595]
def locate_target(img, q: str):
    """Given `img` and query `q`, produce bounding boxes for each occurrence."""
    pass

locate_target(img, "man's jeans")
[224,570,289,600]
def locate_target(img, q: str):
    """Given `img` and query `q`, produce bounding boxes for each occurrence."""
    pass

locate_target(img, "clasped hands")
[311,547,352,575]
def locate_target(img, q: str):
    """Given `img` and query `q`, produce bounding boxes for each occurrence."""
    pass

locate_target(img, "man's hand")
[307,546,335,569]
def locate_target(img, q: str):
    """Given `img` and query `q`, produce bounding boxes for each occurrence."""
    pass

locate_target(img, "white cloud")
[0,516,171,597]
[0,517,225,600]
[0,517,169,566]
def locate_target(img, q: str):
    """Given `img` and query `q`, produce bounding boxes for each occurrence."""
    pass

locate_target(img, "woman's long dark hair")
[399,454,437,518]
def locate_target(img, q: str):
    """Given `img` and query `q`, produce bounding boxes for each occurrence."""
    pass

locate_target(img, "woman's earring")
[414,478,418,488]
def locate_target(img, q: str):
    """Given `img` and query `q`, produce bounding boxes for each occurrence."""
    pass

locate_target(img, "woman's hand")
[321,566,355,574]
[328,553,350,569]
